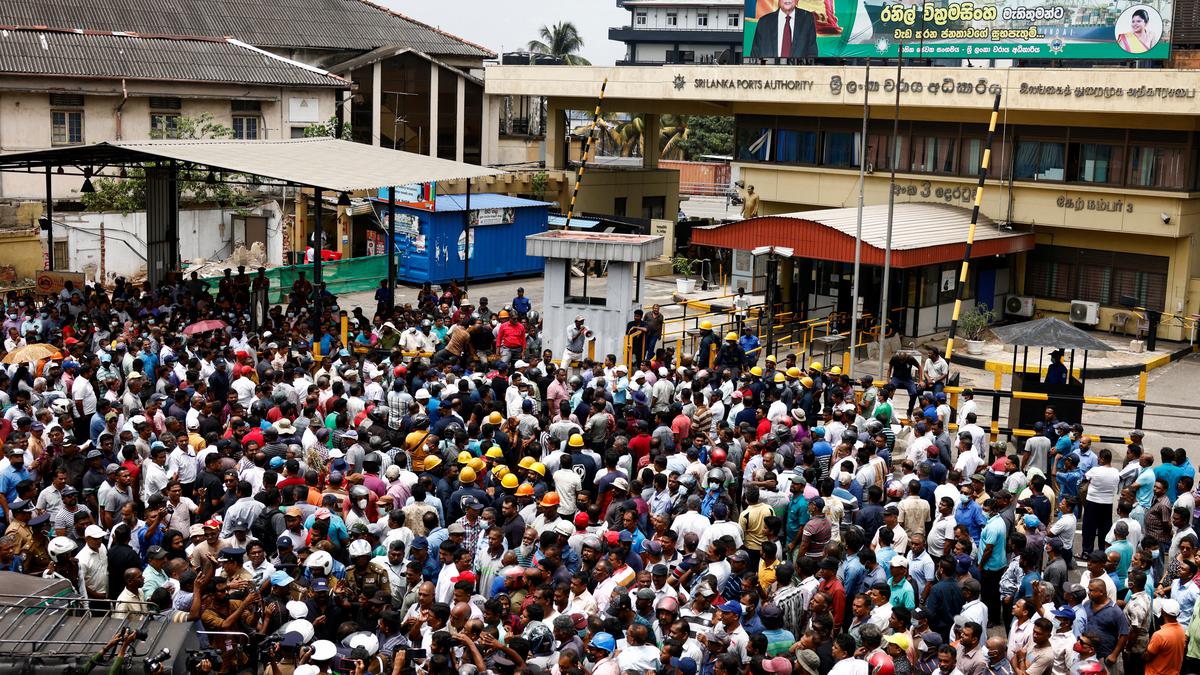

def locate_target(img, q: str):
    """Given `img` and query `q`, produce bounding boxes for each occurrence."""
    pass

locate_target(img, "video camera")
[184,648,222,673]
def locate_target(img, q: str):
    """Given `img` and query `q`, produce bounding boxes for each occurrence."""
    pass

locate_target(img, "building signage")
[467,207,515,226]
[741,0,1171,60]
[1057,196,1134,213]
[377,183,437,211]
[675,72,1197,100]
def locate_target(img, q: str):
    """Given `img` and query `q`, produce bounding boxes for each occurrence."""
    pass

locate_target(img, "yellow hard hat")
[487,411,504,425]
[459,466,477,483]
[485,445,505,460]
[750,366,763,377]
[829,366,842,375]
[699,320,713,331]
[493,465,510,478]
[518,456,535,470]
[530,461,546,477]
[765,354,777,363]
[569,433,585,448]
[809,361,823,372]
[725,332,738,341]
[501,473,519,489]
[801,376,814,388]
[423,455,442,471]
[468,457,486,473]
[786,367,802,378]
[457,451,472,465]
[773,372,786,383]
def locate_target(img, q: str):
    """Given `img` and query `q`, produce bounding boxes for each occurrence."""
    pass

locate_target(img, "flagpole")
[848,58,871,377]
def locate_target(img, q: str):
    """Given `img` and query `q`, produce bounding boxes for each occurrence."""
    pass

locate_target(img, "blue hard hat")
[590,632,616,653]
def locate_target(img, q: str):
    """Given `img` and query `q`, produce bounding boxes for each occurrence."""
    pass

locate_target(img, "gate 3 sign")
[742,0,1171,60]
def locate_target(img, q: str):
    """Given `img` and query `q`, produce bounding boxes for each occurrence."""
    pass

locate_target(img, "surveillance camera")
[1161,212,1171,224]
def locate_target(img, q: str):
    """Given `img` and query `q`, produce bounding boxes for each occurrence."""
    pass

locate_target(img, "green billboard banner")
[742,0,1171,60]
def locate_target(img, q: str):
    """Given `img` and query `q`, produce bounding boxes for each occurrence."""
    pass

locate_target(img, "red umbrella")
[182,319,228,335]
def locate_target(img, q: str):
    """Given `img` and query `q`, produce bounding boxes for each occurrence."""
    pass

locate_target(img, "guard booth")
[526,231,664,362]
[990,317,1115,430]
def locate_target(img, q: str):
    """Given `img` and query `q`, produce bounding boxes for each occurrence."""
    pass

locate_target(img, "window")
[51,110,83,145]
[728,13,740,26]
[232,116,260,139]
[697,10,709,26]
[775,129,817,164]
[667,11,678,25]
[614,197,627,216]
[1013,140,1065,181]
[148,97,182,110]
[290,126,308,139]
[1073,143,1123,184]
[642,196,666,220]
[737,124,772,161]
[910,135,957,174]
[52,241,69,271]
[1127,146,1186,189]
[1025,246,1168,311]
[865,132,904,173]
[635,10,647,24]
[822,131,861,167]
[150,114,181,139]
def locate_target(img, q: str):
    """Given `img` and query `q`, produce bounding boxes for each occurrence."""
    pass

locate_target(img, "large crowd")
[0,269,1192,675]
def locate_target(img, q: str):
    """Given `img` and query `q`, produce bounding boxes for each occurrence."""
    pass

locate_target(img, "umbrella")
[1,343,62,364]
[182,319,228,336]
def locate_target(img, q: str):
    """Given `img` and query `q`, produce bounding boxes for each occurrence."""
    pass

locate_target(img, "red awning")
[691,203,1034,268]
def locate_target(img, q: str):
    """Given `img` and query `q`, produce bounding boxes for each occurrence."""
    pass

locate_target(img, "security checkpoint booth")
[526,230,664,364]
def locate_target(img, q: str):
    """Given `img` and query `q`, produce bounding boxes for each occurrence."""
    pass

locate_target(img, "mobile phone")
[405,648,427,659]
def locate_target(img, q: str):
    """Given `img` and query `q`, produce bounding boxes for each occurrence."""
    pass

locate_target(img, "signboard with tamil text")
[741,0,1171,60]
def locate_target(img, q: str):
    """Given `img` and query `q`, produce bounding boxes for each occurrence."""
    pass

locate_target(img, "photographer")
[77,627,138,675]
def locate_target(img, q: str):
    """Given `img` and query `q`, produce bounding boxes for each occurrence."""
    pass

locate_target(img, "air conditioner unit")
[1070,300,1100,325]
[1005,295,1034,317]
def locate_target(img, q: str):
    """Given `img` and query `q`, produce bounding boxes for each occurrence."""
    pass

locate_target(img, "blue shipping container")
[372,193,550,285]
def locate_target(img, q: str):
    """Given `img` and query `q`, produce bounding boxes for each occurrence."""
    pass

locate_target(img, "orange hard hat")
[515,483,535,497]
[540,491,560,507]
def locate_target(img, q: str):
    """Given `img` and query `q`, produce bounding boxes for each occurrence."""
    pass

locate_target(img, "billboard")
[742,0,1171,60]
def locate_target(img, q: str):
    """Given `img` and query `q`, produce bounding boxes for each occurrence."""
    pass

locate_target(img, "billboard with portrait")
[742,0,1171,60]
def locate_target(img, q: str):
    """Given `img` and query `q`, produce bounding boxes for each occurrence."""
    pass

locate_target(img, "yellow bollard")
[341,315,349,347]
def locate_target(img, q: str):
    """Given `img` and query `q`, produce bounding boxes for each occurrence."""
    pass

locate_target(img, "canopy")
[989,317,1113,352]
[0,139,503,192]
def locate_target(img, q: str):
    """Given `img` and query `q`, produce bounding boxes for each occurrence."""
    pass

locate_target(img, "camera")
[142,648,171,675]
[185,648,222,673]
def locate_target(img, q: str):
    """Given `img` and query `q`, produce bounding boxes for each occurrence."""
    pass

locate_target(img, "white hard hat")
[48,536,76,556]
[348,539,372,557]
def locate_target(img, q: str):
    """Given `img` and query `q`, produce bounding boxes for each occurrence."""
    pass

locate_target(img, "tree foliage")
[303,115,353,140]
[675,116,734,159]
[81,113,258,214]
[527,21,591,65]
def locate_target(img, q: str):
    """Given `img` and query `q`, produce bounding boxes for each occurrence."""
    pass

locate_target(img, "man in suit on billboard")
[749,0,818,58]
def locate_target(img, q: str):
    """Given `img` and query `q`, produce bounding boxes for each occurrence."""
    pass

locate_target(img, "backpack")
[252,506,278,554]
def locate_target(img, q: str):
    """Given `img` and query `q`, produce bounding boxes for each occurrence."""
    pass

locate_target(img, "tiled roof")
[0,28,347,87]
[0,0,493,55]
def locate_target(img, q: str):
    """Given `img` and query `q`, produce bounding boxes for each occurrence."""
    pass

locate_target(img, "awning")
[990,317,1113,351]
[691,203,1033,268]
[0,139,503,192]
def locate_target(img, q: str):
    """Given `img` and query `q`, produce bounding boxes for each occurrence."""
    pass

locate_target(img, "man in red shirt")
[495,312,527,363]
[817,556,846,626]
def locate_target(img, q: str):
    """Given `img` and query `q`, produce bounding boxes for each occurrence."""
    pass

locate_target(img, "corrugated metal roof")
[0,0,493,55]
[526,230,664,262]
[0,139,503,192]
[0,29,346,87]
[691,203,1033,268]
[430,194,550,212]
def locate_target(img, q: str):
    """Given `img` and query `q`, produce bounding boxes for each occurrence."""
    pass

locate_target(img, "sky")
[385,0,629,65]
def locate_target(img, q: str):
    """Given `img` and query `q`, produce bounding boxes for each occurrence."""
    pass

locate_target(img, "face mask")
[1153,550,1161,559]
[356,499,368,510]
[960,494,969,505]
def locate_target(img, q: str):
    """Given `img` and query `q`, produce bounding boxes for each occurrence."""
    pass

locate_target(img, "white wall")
[633,6,742,30]
[49,201,283,283]
[542,259,644,362]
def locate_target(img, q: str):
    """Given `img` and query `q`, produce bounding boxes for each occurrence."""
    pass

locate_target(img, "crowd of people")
[0,270,1192,675]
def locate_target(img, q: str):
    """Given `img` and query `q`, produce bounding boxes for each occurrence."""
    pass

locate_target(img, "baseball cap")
[145,545,167,560]
[1051,605,1076,619]
[84,524,107,539]
[920,632,944,649]
[761,657,791,675]
[716,600,743,617]
[671,657,699,675]
[271,571,295,586]
[884,634,911,651]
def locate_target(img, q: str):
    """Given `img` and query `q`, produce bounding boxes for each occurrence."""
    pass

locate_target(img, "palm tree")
[527,21,591,65]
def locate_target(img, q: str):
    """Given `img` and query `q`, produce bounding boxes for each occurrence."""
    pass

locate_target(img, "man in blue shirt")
[0,448,30,517]
[979,498,1008,628]
[1156,447,1184,501]
[955,489,987,544]
[511,287,532,317]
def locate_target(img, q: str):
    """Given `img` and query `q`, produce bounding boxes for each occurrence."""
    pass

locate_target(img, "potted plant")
[672,255,698,293]
[958,302,997,355]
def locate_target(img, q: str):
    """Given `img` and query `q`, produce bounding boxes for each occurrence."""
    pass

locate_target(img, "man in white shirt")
[141,444,174,505]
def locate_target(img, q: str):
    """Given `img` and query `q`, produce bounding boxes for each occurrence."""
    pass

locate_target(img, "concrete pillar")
[455,75,466,163]
[371,62,382,147]
[642,113,660,169]
[294,189,308,264]
[545,102,568,170]
[337,205,352,259]
[481,94,497,166]
[428,63,439,157]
